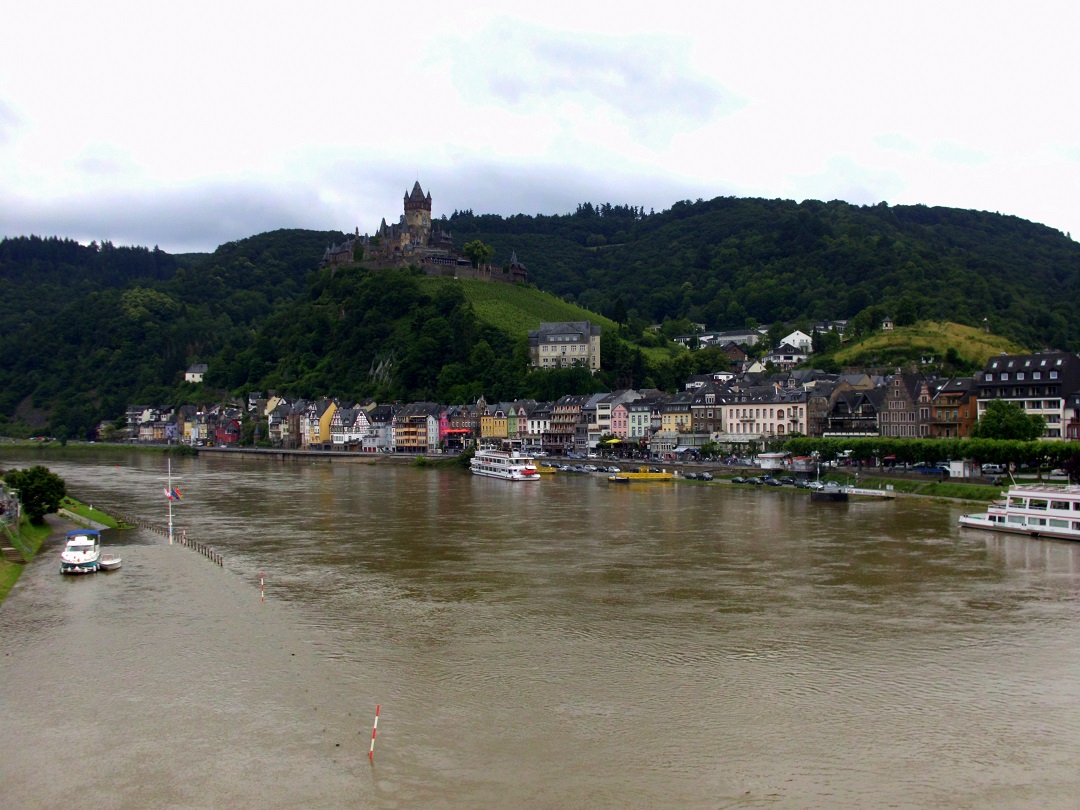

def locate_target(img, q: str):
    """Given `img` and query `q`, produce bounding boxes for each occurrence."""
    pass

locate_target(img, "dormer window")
[1000,373,1009,381]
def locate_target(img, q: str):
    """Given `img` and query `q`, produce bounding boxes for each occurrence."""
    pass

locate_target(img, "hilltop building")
[322,182,528,284]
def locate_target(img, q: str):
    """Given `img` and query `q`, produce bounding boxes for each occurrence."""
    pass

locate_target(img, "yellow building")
[479,400,509,439]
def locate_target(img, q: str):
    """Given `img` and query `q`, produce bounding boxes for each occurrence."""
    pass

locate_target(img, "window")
[1001,373,1009,381]
[1017,372,1025,381]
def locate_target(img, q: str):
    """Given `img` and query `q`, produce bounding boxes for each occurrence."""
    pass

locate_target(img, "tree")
[1062,452,1080,484]
[970,400,1046,442]
[462,240,495,268]
[612,296,628,326]
[4,465,66,524]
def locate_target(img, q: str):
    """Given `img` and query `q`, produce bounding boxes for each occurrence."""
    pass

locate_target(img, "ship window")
[1008,497,1025,508]
[1074,522,1080,531]
[1050,501,1070,511]
[1008,515,1025,524]
[1031,517,1046,526]
[1049,519,1069,528]
[1029,499,1048,510]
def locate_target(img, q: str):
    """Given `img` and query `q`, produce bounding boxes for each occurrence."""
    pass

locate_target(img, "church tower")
[403,181,432,244]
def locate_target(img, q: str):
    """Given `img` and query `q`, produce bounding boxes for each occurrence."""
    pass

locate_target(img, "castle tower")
[403,181,432,244]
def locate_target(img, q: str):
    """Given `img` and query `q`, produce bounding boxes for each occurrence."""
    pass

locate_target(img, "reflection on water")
[2,450,1080,808]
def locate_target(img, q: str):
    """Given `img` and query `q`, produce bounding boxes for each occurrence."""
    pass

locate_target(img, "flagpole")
[167,458,174,545]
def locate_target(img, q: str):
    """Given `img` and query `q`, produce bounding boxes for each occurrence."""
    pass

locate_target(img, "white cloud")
[1,1,1079,251]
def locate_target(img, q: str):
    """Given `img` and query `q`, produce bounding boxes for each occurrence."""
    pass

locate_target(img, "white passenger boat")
[959,483,1080,542]
[60,529,102,574]
[470,448,540,481]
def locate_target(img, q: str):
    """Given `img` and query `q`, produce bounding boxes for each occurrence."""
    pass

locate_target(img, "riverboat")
[470,448,541,481]
[809,482,849,502]
[60,529,102,574]
[607,466,673,483]
[959,483,1080,542]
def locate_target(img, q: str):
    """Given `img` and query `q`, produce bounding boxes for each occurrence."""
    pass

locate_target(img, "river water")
[2,451,1080,808]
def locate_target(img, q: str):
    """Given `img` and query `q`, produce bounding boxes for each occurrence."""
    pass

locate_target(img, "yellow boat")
[608,466,673,483]
[535,464,557,474]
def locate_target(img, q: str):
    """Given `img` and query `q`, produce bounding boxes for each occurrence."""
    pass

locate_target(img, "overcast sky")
[2,1,1078,254]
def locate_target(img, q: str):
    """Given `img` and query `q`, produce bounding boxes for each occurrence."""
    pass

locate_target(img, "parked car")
[699,472,713,481]
[731,476,747,484]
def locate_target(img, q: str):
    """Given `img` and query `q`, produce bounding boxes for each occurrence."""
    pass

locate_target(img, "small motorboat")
[60,530,102,574]
[99,556,122,571]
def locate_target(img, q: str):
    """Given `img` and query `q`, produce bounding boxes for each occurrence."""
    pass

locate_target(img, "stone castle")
[321,182,527,284]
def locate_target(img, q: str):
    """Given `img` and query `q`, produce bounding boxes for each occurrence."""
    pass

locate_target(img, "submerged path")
[0,519,371,808]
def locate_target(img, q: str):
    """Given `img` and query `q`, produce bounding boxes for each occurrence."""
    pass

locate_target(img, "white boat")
[959,483,1080,542]
[59,529,101,574]
[99,556,122,571]
[470,448,541,481]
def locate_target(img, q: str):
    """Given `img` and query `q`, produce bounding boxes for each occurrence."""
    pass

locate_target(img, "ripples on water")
[3,451,1080,808]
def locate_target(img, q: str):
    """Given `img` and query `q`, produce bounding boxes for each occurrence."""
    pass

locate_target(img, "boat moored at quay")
[59,529,102,574]
[470,448,540,481]
[959,483,1080,542]
[608,466,673,483]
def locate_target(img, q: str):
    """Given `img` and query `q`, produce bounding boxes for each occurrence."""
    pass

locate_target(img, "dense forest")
[448,198,1080,350]
[1,194,1078,439]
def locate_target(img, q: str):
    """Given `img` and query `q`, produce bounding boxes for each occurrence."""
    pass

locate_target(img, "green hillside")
[417,277,616,336]
[832,321,1029,371]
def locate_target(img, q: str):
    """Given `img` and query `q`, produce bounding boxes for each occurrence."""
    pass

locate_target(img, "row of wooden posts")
[95,505,223,567]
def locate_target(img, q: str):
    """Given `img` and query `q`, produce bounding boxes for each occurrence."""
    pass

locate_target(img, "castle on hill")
[321,181,527,284]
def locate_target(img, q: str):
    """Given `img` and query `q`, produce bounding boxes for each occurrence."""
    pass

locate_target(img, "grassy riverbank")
[0,519,52,604]
[58,496,128,529]
[825,473,1005,501]
[0,497,127,605]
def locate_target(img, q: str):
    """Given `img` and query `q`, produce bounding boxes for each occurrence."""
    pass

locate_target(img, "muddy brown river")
[2,451,1079,808]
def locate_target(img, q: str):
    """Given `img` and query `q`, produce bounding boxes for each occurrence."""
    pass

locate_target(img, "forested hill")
[2,195,1080,439]
[448,198,1080,351]
[0,229,347,434]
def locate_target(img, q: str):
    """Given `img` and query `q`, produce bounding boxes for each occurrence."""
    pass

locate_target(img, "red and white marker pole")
[369,704,380,761]
[260,572,265,603]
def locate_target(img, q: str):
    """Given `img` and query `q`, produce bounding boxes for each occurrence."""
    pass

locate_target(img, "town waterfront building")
[977,352,1080,439]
